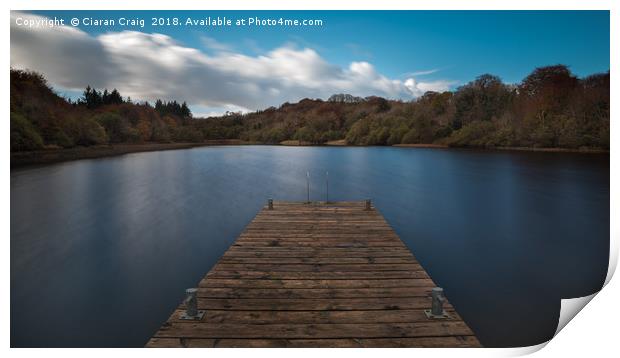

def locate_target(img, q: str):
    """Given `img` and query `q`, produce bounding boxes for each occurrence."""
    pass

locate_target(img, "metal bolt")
[268,198,273,210]
[306,171,310,203]
[365,199,372,210]
[325,171,329,204]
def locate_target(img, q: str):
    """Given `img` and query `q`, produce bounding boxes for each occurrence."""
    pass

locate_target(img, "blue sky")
[12,10,610,115]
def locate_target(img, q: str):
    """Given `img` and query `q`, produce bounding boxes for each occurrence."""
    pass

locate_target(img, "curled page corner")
[502,244,617,356]
[554,293,597,336]
[503,341,549,356]
[604,234,618,287]
[551,228,618,335]
[548,240,618,343]
[498,293,601,356]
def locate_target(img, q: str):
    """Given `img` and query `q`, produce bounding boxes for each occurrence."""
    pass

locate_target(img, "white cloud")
[191,104,251,118]
[416,80,456,93]
[405,78,456,95]
[10,11,454,114]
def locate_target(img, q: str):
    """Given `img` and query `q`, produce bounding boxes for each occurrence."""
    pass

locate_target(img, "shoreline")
[10,140,250,168]
[490,146,609,154]
[392,143,449,149]
[11,140,609,168]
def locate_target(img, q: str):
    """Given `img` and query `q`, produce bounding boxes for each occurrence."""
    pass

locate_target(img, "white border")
[3,1,616,357]
[3,0,617,10]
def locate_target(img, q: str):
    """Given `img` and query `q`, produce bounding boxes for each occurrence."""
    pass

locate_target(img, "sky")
[10,10,610,116]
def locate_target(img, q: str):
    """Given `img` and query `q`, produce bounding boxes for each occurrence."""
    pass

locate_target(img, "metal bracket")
[179,310,206,321]
[424,309,450,319]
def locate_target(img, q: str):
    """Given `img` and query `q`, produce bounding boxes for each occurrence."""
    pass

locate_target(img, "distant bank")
[279,139,608,153]
[10,140,248,168]
[11,140,608,169]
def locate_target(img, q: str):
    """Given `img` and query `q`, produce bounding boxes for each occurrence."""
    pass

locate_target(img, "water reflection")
[11,146,609,347]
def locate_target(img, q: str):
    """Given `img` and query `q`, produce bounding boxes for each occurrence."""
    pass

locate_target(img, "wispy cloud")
[11,11,455,113]
[287,35,326,54]
[403,69,441,77]
[344,43,373,59]
[243,38,265,55]
[201,36,234,53]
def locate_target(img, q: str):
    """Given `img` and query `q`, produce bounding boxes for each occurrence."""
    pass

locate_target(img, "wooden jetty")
[147,201,481,348]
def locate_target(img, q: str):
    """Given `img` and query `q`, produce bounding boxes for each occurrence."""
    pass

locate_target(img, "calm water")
[10,146,609,347]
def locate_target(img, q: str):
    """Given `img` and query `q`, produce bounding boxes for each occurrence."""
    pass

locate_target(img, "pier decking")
[147,201,480,348]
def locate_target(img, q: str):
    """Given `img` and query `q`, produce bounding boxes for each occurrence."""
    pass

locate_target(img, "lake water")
[10,146,609,347]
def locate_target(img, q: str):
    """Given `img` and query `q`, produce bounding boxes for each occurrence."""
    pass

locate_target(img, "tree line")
[225,65,608,149]
[10,64,609,152]
[78,86,125,108]
[10,69,197,151]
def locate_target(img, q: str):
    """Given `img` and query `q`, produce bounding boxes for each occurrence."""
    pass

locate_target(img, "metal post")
[180,288,205,320]
[431,287,445,315]
[425,287,449,319]
[365,199,371,210]
[306,171,310,204]
[185,288,198,317]
[268,198,273,210]
[326,171,329,203]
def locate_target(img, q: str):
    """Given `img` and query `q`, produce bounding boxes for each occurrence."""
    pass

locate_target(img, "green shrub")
[401,128,420,144]
[93,112,138,143]
[77,118,108,145]
[557,115,581,148]
[172,126,204,142]
[387,125,409,145]
[446,121,496,147]
[293,126,318,143]
[10,112,44,151]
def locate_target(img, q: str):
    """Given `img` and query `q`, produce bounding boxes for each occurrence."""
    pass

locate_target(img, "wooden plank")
[146,336,481,348]
[195,287,435,299]
[231,241,407,247]
[205,270,430,280]
[223,250,414,258]
[165,308,464,324]
[148,201,481,348]
[199,278,434,289]
[213,263,422,272]
[191,297,452,311]
[219,257,417,264]
[153,321,474,339]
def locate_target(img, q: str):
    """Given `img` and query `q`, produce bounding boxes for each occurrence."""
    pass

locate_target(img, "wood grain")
[148,201,481,348]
